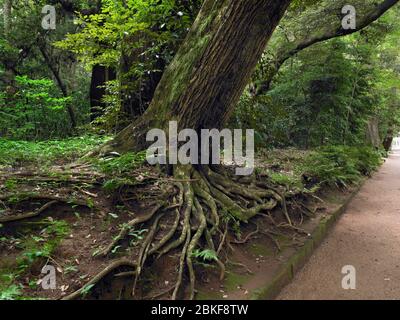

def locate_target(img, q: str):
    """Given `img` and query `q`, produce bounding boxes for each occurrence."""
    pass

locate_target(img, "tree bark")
[366,117,382,149]
[383,128,394,152]
[100,0,292,154]
[256,0,399,95]
[3,0,11,36]
[2,0,15,89]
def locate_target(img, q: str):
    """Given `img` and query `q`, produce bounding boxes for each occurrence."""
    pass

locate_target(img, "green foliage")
[17,219,70,270]
[128,228,148,247]
[55,0,200,131]
[0,135,110,166]
[0,76,73,140]
[0,218,69,300]
[300,146,382,188]
[102,178,136,192]
[80,284,95,298]
[96,152,147,175]
[0,284,22,300]
[56,0,196,68]
[191,249,218,262]
[235,10,400,150]
[269,172,302,190]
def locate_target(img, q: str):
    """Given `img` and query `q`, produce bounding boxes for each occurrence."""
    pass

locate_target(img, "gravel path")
[277,151,400,300]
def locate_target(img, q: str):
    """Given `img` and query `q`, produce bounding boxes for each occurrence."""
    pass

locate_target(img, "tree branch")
[256,0,399,95]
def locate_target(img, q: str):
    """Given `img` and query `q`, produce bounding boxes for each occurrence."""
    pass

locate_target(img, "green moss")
[196,290,221,300]
[224,271,251,292]
[275,234,292,249]
[249,243,274,257]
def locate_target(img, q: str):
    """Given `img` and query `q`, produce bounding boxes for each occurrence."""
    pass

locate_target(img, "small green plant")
[4,179,18,191]
[0,135,110,166]
[128,228,148,247]
[191,249,218,262]
[0,284,22,300]
[0,218,69,299]
[80,284,95,298]
[64,265,79,275]
[269,172,303,190]
[97,152,147,175]
[102,177,137,192]
[17,219,69,269]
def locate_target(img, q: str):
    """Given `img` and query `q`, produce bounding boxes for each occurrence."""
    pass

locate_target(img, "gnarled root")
[69,164,288,300]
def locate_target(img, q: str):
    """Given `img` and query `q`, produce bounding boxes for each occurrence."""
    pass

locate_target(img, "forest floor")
[0,137,382,300]
[278,151,400,300]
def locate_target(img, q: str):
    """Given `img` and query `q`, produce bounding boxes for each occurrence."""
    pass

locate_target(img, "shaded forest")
[0,0,399,300]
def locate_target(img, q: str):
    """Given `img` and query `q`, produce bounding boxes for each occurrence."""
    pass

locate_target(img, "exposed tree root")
[75,164,289,300]
[61,258,137,300]
[0,195,93,223]
[0,200,58,223]
[5,163,306,300]
[99,203,164,257]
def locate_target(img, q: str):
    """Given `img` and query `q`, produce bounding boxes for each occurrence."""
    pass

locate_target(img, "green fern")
[191,249,218,262]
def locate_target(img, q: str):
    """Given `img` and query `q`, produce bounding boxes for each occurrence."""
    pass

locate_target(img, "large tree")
[100,0,292,154]
[81,0,293,300]
[99,0,399,154]
[66,0,398,300]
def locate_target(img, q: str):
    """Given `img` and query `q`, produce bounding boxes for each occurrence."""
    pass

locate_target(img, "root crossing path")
[278,151,400,300]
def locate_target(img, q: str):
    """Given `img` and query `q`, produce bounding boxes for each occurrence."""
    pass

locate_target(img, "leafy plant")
[0,218,70,300]
[191,249,218,262]
[0,135,110,166]
[300,146,381,188]
[0,284,22,300]
[97,152,147,175]
[0,76,72,140]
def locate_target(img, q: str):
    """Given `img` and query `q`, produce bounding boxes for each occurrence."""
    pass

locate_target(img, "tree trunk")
[365,117,382,149]
[3,0,11,36]
[101,0,292,154]
[383,128,394,152]
[2,0,15,90]
[38,43,77,128]
[90,65,116,121]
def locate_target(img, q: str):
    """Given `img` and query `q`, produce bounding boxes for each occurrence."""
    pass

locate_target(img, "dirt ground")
[277,151,400,300]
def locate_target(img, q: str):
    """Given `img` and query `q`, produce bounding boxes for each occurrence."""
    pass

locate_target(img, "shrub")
[0,76,71,140]
[300,146,382,188]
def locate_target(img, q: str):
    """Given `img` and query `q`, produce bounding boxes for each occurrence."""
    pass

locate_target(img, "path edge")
[250,181,365,300]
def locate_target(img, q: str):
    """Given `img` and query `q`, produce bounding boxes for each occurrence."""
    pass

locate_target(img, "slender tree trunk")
[366,117,382,149]
[3,0,11,36]
[2,0,15,90]
[383,128,395,152]
[39,44,77,128]
[101,0,292,154]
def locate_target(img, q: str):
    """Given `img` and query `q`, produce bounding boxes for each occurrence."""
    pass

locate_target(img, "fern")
[191,249,218,262]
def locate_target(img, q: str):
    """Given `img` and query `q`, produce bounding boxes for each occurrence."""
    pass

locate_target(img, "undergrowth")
[93,152,147,192]
[0,135,111,167]
[0,219,70,300]
[299,146,382,188]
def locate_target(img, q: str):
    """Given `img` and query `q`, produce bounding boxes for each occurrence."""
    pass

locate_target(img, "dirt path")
[277,151,400,300]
